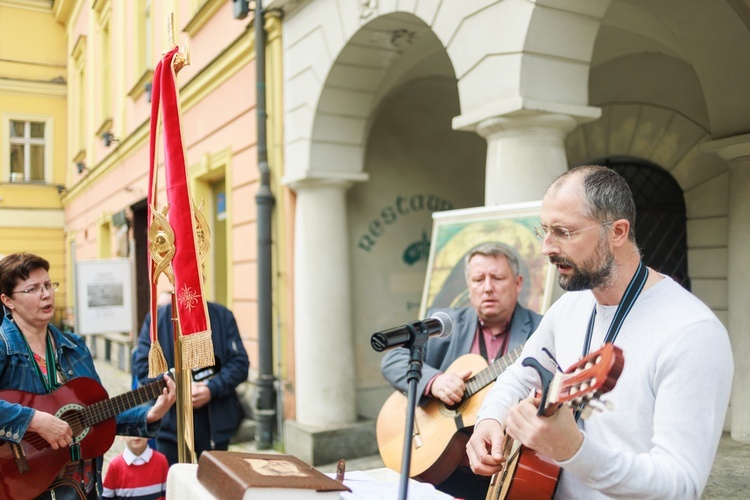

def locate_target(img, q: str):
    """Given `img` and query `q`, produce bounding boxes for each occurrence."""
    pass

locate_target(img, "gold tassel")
[148,340,170,378]
[181,329,215,370]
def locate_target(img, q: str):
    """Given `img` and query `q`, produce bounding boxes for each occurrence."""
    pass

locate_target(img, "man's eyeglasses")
[11,282,59,296]
[534,222,614,242]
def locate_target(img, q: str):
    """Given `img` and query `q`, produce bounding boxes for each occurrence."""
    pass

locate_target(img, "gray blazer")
[380,304,542,406]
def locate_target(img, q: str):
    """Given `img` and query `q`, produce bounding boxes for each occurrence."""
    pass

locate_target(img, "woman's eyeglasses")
[11,282,59,296]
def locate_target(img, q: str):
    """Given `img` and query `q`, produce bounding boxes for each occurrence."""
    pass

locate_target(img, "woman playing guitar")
[0,253,176,499]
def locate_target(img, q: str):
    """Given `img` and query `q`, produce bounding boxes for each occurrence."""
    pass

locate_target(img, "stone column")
[728,158,750,443]
[289,175,363,426]
[475,113,579,205]
[702,134,750,443]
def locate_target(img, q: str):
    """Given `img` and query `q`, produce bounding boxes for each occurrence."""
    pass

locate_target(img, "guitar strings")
[466,344,524,396]
[505,441,521,465]
[11,380,166,452]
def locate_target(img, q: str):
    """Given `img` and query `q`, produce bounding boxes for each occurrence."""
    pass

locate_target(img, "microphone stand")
[398,322,429,500]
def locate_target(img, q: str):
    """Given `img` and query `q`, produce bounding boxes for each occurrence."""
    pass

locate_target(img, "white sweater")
[477,276,734,499]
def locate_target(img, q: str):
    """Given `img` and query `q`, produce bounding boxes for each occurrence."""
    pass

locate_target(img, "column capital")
[700,133,750,165]
[474,112,579,140]
[283,170,369,192]
[453,98,600,133]
[264,8,283,36]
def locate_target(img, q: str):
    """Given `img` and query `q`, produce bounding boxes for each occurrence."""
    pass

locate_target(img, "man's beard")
[551,244,615,291]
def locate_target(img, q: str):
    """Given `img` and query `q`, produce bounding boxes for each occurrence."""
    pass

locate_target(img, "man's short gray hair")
[550,165,637,243]
[464,242,521,281]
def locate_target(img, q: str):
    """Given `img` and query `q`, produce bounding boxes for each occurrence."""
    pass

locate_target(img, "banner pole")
[172,290,196,463]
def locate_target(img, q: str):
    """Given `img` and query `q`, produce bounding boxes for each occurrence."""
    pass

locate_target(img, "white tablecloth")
[166,464,454,499]
[167,464,214,499]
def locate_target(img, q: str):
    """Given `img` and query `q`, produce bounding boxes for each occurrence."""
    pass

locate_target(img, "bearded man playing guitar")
[467,166,734,499]
[0,253,176,499]
[381,242,542,499]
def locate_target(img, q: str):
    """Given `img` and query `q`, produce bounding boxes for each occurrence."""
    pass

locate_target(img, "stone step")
[230,418,257,444]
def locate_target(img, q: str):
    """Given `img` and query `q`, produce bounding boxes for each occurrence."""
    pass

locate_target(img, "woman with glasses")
[0,252,176,499]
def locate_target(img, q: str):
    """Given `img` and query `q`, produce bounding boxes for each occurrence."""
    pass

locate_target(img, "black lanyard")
[581,260,649,357]
[575,261,648,421]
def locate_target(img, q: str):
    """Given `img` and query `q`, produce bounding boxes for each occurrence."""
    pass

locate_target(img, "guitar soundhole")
[56,404,89,443]
[441,397,466,415]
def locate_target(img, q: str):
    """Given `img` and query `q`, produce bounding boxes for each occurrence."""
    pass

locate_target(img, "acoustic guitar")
[0,374,170,500]
[376,345,524,484]
[485,343,624,500]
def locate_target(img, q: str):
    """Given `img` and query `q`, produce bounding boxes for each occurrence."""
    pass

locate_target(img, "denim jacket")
[0,315,160,494]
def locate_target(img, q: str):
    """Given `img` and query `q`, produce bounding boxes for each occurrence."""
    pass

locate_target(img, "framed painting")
[75,258,133,335]
[419,201,557,318]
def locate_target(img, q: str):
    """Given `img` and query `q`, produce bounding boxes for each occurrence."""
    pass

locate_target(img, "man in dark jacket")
[381,242,543,499]
[134,300,249,465]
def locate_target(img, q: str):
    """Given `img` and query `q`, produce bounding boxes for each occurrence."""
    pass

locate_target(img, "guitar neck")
[465,344,524,398]
[82,378,167,426]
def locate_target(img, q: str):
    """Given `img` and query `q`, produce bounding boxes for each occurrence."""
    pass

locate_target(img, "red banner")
[146,47,214,377]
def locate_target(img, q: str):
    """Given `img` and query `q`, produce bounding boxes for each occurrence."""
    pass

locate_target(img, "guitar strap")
[37,478,89,500]
[581,261,648,357]
[575,261,648,421]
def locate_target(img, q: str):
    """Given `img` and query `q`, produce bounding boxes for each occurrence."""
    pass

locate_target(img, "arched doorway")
[595,157,690,290]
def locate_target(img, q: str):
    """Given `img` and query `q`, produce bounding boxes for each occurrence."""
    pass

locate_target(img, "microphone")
[370,311,453,352]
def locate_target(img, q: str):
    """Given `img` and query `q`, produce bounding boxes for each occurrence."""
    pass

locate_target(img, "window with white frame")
[8,118,49,183]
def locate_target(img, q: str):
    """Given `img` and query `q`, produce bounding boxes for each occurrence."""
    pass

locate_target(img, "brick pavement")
[92,358,749,498]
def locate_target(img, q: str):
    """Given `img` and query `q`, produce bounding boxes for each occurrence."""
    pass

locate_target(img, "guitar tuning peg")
[579,398,615,419]
[579,406,594,420]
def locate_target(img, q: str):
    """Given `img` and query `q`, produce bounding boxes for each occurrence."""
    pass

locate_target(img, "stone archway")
[281,2,612,446]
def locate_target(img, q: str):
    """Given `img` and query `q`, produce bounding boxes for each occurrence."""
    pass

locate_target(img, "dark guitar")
[485,343,624,500]
[0,375,170,500]
[376,344,524,484]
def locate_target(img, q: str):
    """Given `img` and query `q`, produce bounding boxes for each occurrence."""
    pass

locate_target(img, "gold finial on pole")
[167,12,190,74]
[167,12,175,47]
[167,12,175,49]
[173,39,190,74]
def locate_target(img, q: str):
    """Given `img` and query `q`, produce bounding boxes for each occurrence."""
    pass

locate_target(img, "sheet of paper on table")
[325,469,455,500]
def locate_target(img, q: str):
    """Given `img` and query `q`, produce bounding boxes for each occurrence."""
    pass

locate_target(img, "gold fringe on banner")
[180,330,215,369]
[148,339,170,378]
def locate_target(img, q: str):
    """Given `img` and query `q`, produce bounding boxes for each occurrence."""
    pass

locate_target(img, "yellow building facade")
[50,0,290,397]
[0,0,68,323]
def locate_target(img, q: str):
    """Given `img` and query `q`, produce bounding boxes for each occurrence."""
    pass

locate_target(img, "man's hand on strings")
[466,419,506,476]
[431,369,472,405]
[504,396,583,462]
[28,411,73,450]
